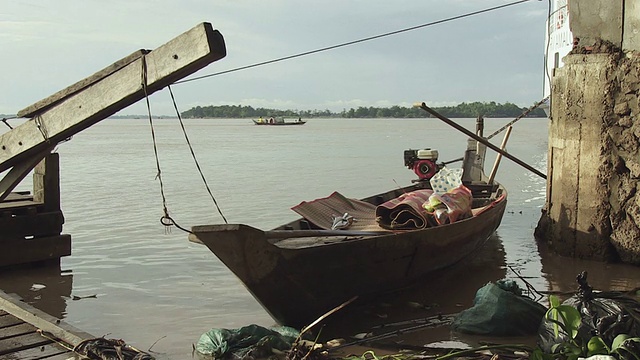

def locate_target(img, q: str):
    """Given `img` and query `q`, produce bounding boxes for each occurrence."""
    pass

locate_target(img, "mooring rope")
[167,85,228,224]
[34,115,50,143]
[486,95,550,140]
[140,55,189,234]
[1,116,15,129]
[140,58,228,233]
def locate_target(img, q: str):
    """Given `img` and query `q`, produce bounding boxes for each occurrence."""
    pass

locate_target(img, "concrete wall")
[625,0,640,50]
[536,52,640,264]
[569,0,639,51]
[536,1,640,264]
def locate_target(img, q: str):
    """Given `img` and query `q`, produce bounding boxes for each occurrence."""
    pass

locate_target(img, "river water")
[2,117,640,359]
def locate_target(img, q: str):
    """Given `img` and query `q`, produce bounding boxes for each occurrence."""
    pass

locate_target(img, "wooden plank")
[0,235,71,267]
[0,323,34,339]
[0,146,54,202]
[18,50,147,118]
[0,291,93,347]
[0,23,226,174]
[0,342,69,360]
[0,314,23,328]
[0,200,43,211]
[3,192,33,202]
[0,332,52,356]
[0,211,64,240]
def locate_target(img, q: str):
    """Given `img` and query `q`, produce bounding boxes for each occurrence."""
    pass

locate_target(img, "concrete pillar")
[536,1,640,264]
[537,52,640,264]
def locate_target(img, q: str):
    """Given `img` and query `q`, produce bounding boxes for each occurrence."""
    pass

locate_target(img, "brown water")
[1,118,639,359]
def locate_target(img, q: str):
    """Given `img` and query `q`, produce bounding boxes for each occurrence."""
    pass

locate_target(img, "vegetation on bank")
[181,101,547,119]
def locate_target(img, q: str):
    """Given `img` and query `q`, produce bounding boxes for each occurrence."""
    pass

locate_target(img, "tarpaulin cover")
[291,191,386,232]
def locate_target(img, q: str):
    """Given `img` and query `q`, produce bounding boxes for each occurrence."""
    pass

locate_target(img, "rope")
[34,115,50,142]
[175,0,535,85]
[486,95,549,140]
[167,85,228,224]
[1,116,15,129]
[141,61,228,233]
[140,55,187,233]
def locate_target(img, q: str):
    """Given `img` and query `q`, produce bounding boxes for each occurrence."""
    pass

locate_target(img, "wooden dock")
[0,289,93,359]
[0,153,71,269]
[0,22,227,270]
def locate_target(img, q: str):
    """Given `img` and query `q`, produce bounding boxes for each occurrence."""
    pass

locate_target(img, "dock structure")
[0,289,93,359]
[0,153,70,268]
[0,22,227,268]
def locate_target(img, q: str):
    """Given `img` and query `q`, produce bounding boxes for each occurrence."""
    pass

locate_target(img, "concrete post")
[535,1,640,264]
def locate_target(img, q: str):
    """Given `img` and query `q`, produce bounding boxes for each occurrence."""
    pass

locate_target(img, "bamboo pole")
[488,126,512,184]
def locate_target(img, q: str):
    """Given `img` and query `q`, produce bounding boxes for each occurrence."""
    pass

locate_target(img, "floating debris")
[73,337,155,360]
[71,294,98,301]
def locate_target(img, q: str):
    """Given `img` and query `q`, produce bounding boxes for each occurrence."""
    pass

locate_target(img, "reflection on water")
[538,240,640,295]
[320,233,511,348]
[0,264,73,319]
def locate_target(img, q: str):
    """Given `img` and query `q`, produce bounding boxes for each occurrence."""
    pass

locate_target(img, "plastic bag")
[429,166,463,194]
[451,279,547,336]
[538,271,640,356]
[196,324,300,359]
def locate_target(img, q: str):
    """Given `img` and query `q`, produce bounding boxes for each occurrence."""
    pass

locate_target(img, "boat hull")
[253,120,306,126]
[191,186,507,328]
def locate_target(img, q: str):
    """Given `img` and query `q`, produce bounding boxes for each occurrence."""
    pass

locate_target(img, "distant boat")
[542,0,574,116]
[253,117,306,126]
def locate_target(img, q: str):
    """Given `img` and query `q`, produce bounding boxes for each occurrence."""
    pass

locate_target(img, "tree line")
[181,101,547,119]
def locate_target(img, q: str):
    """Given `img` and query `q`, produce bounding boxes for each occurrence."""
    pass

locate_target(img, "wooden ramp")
[0,290,92,359]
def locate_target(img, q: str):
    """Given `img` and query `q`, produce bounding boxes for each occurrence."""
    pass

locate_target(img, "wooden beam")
[0,22,226,174]
[0,146,54,202]
[33,153,60,212]
[0,211,64,240]
[0,236,71,267]
[0,290,93,347]
[18,51,147,118]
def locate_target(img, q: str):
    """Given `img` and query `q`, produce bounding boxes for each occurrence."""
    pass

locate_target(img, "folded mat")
[291,192,388,232]
[375,189,435,230]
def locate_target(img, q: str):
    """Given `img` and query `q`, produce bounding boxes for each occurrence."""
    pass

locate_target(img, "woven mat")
[291,192,388,232]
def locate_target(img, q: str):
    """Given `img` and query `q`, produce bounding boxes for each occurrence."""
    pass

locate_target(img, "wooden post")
[488,126,512,184]
[33,153,60,212]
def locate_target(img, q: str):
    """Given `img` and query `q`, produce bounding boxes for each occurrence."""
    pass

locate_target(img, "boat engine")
[404,148,442,181]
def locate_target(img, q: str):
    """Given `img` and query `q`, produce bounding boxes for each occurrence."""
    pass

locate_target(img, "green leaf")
[587,336,609,356]
[611,334,630,351]
[556,305,582,339]
[549,295,561,308]
[545,303,582,340]
[612,337,640,360]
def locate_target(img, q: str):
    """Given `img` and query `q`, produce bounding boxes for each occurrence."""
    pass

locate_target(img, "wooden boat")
[253,117,306,126]
[190,115,509,329]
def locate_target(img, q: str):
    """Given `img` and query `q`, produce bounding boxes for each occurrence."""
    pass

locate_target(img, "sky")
[0,0,550,116]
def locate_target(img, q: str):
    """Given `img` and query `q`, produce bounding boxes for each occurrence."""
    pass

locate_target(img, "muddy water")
[1,118,639,359]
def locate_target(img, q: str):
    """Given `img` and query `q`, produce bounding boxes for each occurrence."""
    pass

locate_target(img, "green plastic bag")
[196,324,300,359]
[452,279,547,336]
